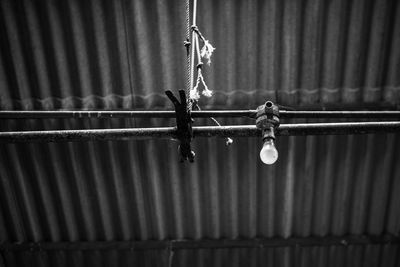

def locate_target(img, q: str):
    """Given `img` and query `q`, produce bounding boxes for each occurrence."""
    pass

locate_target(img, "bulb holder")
[256,101,280,131]
[261,126,276,141]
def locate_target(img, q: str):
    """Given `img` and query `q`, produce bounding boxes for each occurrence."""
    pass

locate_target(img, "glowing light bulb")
[260,138,278,165]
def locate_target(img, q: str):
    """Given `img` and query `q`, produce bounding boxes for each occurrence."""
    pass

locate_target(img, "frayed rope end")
[200,40,215,65]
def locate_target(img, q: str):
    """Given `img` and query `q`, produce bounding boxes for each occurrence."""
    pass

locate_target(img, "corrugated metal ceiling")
[1,0,400,266]
[1,0,399,110]
[1,244,400,267]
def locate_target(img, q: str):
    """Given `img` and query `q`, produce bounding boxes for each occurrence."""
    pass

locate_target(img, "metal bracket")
[256,101,280,140]
[165,90,195,162]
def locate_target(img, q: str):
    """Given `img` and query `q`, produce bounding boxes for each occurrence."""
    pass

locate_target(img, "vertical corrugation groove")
[280,0,301,104]
[88,0,111,97]
[236,138,252,237]
[300,0,323,98]
[281,136,296,238]
[66,1,92,98]
[313,135,336,236]
[22,1,51,99]
[0,146,26,241]
[26,141,60,241]
[206,138,220,238]
[350,135,375,234]
[0,0,32,104]
[155,0,174,93]
[368,134,396,234]
[167,141,184,239]
[227,133,239,238]
[259,0,280,97]
[144,139,167,239]
[186,143,203,240]
[241,1,258,92]
[45,141,79,241]
[331,135,355,235]
[84,139,114,240]
[297,136,316,236]
[128,1,157,98]
[363,0,391,102]
[112,0,132,101]
[386,135,400,234]
[321,0,348,103]
[5,144,43,240]
[109,140,136,240]
[65,134,96,240]
[342,0,369,102]
[246,138,258,238]
[131,138,150,239]
[44,0,73,101]
[364,244,380,267]
[384,0,400,104]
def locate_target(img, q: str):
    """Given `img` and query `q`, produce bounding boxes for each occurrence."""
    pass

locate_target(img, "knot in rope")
[183,40,191,47]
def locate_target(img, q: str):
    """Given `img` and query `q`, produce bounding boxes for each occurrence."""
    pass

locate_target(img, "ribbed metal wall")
[1,0,400,266]
[1,244,400,267]
[1,0,400,110]
[1,125,400,242]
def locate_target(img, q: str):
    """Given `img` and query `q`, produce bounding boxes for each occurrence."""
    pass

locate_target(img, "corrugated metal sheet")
[1,0,400,266]
[1,244,400,267]
[1,0,400,110]
[1,127,400,242]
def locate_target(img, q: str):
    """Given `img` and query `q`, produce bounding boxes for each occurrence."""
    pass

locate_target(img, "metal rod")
[1,110,400,119]
[194,122,400,137]
[0,110,178,119]
[0,110,255,119]
[1,122,400,143]
[1,235,398,251]
[0,127,177,143]
[279,110,400,118]
[277,121,400,135]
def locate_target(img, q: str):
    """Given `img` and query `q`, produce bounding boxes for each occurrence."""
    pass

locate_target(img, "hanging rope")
[184,0,192,112]
[187,0,215,105]
[185,0,232,145]
[190,33,213,100]
[189,26,215,100]
[187,0,198,112]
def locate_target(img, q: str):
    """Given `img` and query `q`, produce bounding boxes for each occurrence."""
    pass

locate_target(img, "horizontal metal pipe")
[1,122,400,143]
[1,235,398,251]
[279,110,400,118]
[195,121,400,137]
[0,127,178,143]
[0,110,255,119]
[0,110,176,119]
[1,110,400,119]
[277,121,400,135]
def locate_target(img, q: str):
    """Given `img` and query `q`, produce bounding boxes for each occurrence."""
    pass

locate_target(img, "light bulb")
[260,138,278,165]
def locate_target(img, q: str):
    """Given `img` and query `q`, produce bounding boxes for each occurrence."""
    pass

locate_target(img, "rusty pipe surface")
[1,122,400,143]
[1,110,400,119]
[0,110,256,119]
[0,127,178,143]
